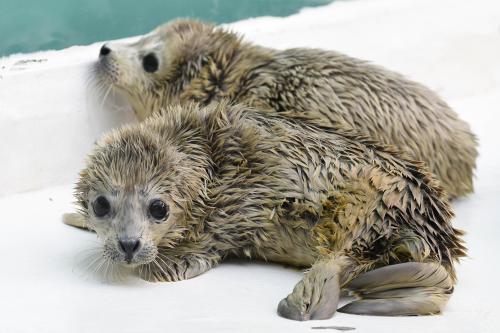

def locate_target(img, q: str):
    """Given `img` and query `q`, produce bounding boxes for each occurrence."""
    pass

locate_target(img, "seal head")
[93,20,215,117]
[75,121,209,266]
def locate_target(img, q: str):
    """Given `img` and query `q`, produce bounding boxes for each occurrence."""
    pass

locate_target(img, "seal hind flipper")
[337,286,451,316]
[338,262,453,316]
[62,212,92,231]
[344,262,453,292]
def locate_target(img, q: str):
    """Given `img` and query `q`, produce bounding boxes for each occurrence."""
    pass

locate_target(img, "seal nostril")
[100,44,111,56]
[133,240,140,252]
[118,240,126,253]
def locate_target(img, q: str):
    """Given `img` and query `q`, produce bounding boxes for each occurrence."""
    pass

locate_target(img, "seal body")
[72,103,466,320]
[94,19,478,198]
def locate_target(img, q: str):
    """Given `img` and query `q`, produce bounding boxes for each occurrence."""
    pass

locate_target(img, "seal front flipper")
[62,212,92,231]
[338,262,453,316]
[139,239,222,282]
[139,252,219,283]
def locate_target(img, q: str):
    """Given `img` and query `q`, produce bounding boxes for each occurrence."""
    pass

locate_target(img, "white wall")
[0,44,137,196]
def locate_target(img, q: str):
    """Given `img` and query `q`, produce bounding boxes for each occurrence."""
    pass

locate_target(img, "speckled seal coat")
[94,19,478,198]
[69,102,466,320]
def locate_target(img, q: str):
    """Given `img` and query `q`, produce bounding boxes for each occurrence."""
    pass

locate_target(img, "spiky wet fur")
[94,19,478,198]
[73,102,466,318]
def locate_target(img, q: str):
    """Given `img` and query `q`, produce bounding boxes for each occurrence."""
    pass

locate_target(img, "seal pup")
[67,102,465,320]
[92,19,478,198]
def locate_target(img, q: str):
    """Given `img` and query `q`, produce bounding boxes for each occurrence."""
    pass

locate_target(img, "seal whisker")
[152,259,170,281]
[155,254,175,273]
[99,84,113,110]
[103,258,112,281]
[78,253,105,281]
[138,263,144,278]
[156,252,176,264]
[72,245,107,280]
[147,262,153,282]
[81,253,102,272]
[93,255,109,279]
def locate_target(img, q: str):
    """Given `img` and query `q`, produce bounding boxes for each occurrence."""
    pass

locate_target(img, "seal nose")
[100,44,111,57]
[118,238,141,261]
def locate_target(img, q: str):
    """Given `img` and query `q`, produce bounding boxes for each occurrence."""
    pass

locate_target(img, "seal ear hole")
[142,53,159,73]
[149,199,169,222]
[93,196,111,217]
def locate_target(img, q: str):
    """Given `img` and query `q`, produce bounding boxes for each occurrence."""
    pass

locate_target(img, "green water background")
[0,0,333,56]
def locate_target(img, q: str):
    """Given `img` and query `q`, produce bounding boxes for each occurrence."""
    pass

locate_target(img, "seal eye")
[149,199,169,221]
[142,53,159,73]
[93,196,110,217]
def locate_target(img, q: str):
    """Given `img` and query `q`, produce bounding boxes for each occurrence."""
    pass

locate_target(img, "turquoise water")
[0,0,333,56]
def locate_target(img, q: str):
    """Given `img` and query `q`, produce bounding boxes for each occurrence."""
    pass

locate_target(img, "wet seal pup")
[66,102,466,321]
[93,19,478,198]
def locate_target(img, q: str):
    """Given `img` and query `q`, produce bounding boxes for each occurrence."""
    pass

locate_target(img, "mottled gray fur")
[68,103,465,320]
[94,19,478,198]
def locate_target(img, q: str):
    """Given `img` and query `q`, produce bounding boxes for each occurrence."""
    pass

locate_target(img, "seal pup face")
[75,122,207,268]
[92,20,215,117]
[94,30,165,94]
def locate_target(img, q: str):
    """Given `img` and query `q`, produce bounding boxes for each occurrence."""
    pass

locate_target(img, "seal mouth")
[111,245,158,267]
[114,255,154,267]
[120,260,141,268]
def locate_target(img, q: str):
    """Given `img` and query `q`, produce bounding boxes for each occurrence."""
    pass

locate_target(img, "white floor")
[1,0,500,332]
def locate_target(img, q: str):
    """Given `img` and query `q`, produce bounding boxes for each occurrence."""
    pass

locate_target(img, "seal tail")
[338,262,453,316]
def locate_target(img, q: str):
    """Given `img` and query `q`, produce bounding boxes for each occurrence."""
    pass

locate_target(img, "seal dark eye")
[149,200,169,221]
[93,196,110,217]
[142,53,159,73]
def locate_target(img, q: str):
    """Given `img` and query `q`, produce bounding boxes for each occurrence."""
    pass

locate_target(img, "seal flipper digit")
[338,262,453,316]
